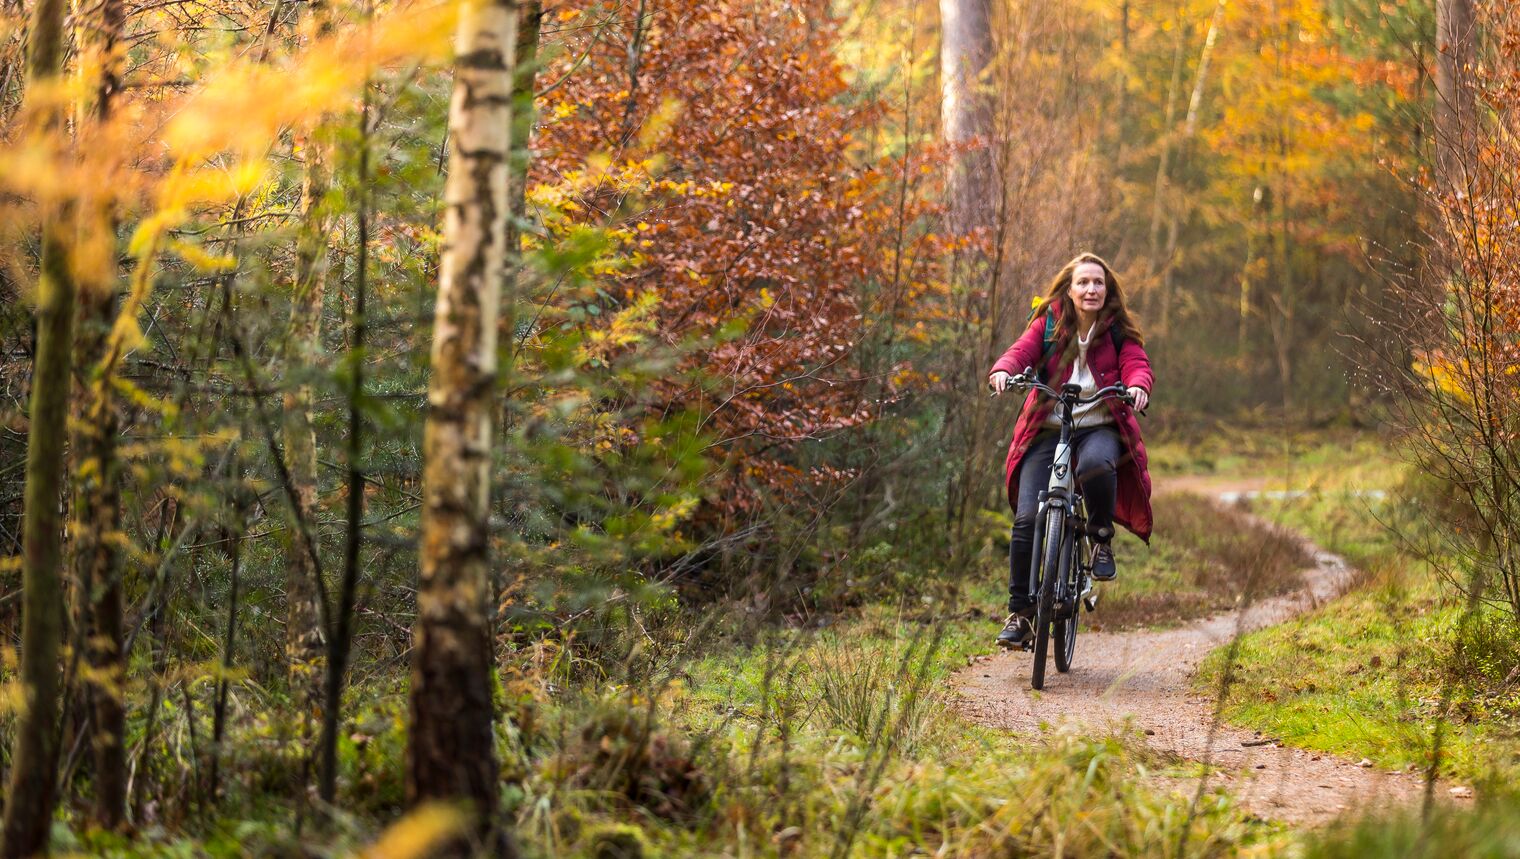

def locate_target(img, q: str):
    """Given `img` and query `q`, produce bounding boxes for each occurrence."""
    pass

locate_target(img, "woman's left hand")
[1127,386,1149,411]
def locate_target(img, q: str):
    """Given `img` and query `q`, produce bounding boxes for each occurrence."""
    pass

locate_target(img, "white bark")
[409,0,517,832]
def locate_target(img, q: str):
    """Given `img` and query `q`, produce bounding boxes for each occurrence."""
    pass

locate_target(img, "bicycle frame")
[994,372,1131,687]
[1027,388,1095,619]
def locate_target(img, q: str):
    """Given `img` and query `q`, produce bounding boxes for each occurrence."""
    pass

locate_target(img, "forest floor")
[951,478,1468,826]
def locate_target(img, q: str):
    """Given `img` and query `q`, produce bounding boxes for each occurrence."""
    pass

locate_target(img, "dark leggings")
[1007,426,1122,615]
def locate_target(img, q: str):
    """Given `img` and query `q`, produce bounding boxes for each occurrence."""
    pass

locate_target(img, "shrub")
[545,693,711,824]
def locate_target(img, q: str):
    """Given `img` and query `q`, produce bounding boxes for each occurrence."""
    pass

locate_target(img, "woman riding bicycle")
[987,252,1154,648]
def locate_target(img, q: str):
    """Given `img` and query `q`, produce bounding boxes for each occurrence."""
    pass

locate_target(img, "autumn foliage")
[530,0,945,511]
[1381,2,1520,620]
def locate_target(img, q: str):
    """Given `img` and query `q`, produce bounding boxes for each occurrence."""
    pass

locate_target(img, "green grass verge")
[1187,431,1520,787]
[1306,794,1520,857]
[651,602,1290,857]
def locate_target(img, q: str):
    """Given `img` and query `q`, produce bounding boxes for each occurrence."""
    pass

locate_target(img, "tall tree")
[407,0,517,848]
[1435,0,1475,191]
[319,79,372,805]
[282,3,333,717]
[2,0,73,850]
[70,0,129,828]
[282,132,330,708]
[939,0,999,552]
[939,0,995,239]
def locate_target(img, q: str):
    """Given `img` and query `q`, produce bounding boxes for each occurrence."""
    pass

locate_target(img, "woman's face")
[1068,262,1108,318]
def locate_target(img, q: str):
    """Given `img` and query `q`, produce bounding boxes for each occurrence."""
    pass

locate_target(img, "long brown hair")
[1032,252,1145,365]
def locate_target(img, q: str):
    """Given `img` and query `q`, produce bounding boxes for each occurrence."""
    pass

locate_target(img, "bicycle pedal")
[1083,593,1099,613]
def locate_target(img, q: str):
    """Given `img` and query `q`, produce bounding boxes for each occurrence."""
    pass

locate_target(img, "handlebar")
[989,366,1140,410]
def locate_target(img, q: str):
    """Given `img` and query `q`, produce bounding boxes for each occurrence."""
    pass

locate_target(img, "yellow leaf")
[352,802,465,851]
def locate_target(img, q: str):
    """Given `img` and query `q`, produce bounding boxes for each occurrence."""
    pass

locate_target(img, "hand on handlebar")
[1127,386,1149,411]
[988,370,1012,395]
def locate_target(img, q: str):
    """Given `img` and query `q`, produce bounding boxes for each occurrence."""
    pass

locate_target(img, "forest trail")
[952,480,1459,826]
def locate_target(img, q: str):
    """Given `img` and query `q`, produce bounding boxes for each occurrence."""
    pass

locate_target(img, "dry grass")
[1100,492,1315,629]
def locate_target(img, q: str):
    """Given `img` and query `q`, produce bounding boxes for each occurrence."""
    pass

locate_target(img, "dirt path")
[952,483,1457,826]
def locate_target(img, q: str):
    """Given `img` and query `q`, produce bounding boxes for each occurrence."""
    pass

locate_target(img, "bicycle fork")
[1030,437,1100,618]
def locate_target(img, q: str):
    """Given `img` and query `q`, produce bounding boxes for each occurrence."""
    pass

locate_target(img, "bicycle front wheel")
[1031,507,1063,691]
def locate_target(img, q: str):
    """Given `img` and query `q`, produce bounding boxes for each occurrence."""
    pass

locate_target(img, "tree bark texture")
[2,0,74,851]
[282,140,330,709]
[71,323,127,829]
[939,0,996,239]
[70,0,129,828]
[408,0,517,847]
[1435,0,1475,192]
[3,230,73,859]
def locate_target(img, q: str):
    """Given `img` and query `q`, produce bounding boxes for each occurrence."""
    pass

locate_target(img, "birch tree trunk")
[2,0,73,850]
[408,0,517,848]
[1435,0,1475,193]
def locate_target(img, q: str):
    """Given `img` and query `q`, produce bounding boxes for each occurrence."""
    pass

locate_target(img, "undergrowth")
[58,428,1520,856]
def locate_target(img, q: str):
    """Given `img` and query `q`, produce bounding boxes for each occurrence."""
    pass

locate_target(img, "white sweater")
[1043,323,1115,430]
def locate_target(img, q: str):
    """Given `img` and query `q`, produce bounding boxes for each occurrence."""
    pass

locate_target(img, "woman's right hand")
[988,370,1012,394]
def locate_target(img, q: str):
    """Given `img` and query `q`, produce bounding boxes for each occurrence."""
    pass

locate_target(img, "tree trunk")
[68,0,129,827]
[1434,0,1475,192]
[939,0,996,240]
[280,0,334,717]
[498,0,540,424]
[282,136,330,709]
[208,515,242,804]
[938,0,998,555]
[71,361,126,828]
[2,0,73,852]
[504,0,541,267]
[408,0,517,850]
[1158,0,1226,331]
[1147,3,1187,276]
[319,85,372,805]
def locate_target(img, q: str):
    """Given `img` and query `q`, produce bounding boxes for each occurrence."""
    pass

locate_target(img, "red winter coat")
[988,312,1155,542]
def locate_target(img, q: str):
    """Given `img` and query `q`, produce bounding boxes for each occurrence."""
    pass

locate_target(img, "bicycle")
[993,369,1136,690]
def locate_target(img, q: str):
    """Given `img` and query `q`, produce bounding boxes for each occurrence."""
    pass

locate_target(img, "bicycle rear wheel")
[1054,546,1078,673]
[1031,507,1063,691]
[1056,511,1088,673]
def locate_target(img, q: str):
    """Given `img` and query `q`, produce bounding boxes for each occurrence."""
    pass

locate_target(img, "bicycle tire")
[1031,506,1063,691]
[1054,530,1078,672]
